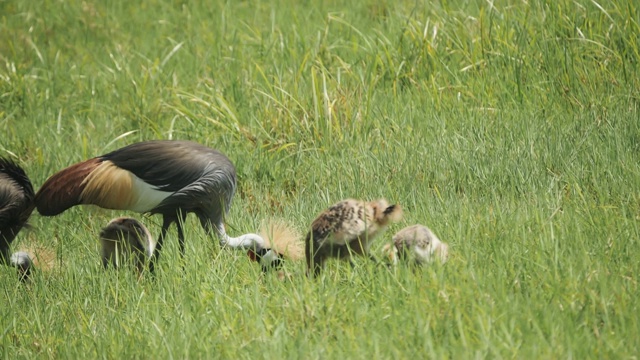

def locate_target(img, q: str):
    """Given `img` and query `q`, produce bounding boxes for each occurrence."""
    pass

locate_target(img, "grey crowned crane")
[383,224,449,266]
[0,157,36,279]
[305,198,403,277]
[34,140,266,272]
[99,217,155,274]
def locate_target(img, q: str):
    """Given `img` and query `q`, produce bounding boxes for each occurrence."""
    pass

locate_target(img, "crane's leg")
[214,222,227,245]
[197,216,213,236]
[176,211,188,261]
[305,236,324,278]
[150,216,173,274]
[197,212,225,246]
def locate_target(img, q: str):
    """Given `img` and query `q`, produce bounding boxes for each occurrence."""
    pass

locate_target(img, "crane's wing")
[35,140,237,216]
[102,140,236,193]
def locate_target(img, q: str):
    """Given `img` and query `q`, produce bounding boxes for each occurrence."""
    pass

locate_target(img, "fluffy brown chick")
[305,198,403,277]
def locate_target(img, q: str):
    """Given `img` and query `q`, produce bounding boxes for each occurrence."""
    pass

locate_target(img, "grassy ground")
[1,0,639,358]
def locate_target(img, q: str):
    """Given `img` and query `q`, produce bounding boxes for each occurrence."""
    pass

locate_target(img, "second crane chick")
[383,224,449,266]
[305,198,403,277]
[99,217,155,274]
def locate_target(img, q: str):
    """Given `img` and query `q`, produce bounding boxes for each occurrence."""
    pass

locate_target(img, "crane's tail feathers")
[35,158,103,216]
[259,219,304,261]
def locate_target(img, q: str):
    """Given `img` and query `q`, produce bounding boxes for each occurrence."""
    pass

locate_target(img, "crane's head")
[10,251,34,281]
[245,219,303,273]
[247,248,283,272]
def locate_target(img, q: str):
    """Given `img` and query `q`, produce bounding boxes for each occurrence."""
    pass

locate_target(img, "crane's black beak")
[247,248,284,272]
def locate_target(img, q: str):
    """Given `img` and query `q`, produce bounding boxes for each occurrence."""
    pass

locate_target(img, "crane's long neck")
[217,224,266,250]
[222,233,265,249]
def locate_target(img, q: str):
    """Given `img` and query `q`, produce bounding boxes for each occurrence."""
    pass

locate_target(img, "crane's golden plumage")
[81,161,136,210]
[305,198,403,277]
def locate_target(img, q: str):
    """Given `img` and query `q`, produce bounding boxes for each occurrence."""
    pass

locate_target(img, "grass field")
[1,0,639,358]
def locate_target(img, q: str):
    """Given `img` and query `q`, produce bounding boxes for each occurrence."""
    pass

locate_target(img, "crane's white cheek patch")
[128,175,173,212]
[259,250,281,268]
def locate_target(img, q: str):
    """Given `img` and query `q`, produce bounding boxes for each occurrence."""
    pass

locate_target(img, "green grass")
[2,0,639,358]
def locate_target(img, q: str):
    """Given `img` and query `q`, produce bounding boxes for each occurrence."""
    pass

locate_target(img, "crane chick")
[383,224,449,266]
[247,219,304,273]
[305,198,403,277]
[0,157,35,279]
[99,217,155,274]
[34,140,267,273]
